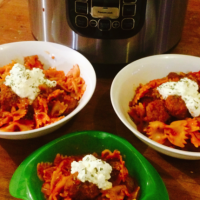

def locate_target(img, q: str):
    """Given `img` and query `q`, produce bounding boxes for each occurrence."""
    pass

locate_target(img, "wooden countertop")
[0,0,200,200]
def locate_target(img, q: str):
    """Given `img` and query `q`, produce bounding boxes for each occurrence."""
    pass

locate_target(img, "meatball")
[167,72,181,80]
[165,95,190,119]
[145,100,170,123]
[74,182,100,200]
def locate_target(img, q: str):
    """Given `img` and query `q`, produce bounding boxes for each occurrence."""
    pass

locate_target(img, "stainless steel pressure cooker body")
[28,0,188,64]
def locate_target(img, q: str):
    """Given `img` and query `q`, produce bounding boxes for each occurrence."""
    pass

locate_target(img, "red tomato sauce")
[37,149,140,200]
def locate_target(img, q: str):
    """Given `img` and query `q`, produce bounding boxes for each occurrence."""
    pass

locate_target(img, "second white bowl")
[111,54,200,160]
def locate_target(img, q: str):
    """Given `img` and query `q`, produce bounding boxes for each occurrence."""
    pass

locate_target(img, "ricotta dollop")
[71,154,112,190]
[157,77,200,117]
[4,63,57,102]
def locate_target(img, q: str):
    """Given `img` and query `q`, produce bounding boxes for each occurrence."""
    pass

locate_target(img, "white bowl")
[111,54,200,160]
[0,41,96,139]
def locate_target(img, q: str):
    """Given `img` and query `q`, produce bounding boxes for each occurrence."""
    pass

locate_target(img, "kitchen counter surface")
[0,0,200,200]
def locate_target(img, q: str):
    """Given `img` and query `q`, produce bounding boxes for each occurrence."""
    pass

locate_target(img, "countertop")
[0,0,200,200]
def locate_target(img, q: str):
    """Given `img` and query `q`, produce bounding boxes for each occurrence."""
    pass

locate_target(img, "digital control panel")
[66,0,147,39]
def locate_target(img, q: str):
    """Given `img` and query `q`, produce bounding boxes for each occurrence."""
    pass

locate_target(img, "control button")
[98,19,111,31]
[121,18,135,30]
[123,0,137,3]
[112,21,120,29]
[123,4,136,16]
[75,1,88,14]
[75,15,88,28]
[90,20,97,27]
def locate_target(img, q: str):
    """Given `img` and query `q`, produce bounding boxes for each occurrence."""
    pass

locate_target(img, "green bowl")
[9,131,169,200]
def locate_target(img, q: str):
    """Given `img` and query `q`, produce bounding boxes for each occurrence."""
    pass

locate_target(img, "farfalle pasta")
[0,55,86,132]
[37,149,140,200]
[128,71,200,151]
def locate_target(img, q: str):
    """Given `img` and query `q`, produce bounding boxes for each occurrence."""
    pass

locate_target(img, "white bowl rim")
[0,41,97,137]
[111,54,200,158]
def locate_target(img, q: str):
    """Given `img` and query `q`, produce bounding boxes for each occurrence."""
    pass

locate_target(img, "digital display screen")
[92,0,120,7]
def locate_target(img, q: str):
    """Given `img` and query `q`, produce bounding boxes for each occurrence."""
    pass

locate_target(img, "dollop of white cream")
[71,154,112,190]
[157,77,200,117]
[4,63,57,102]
